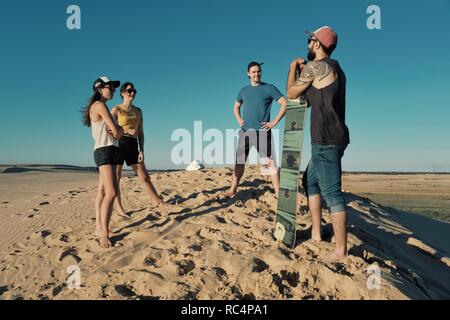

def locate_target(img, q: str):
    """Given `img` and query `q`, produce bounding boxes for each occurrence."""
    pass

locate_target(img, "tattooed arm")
[286,59,335,99]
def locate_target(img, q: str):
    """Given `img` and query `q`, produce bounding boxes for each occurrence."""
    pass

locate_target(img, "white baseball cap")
[92,76,120,91]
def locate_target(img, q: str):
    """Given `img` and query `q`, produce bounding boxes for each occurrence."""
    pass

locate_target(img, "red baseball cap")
[305,26,338,49]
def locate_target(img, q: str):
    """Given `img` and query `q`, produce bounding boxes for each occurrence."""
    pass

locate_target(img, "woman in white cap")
[82,76,123,248]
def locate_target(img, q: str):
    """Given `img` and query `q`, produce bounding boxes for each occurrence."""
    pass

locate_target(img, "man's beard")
[307,49,316,61]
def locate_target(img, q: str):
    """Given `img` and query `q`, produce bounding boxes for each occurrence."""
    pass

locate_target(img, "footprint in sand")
[24,208,41,218]
[271,270,300,297]
[278,247,296,260]
[143,257,157,267]
[198,226,221,240]
[115,285,137,298]
[279,270,300,287]
[51,284,65,298]
[40,230,52,238]
[26,230,52,245]
[177,260,196,276]
[215,216,227,224]
[218,240,234,253]
[59,234,70,243]
[42,230,77,247]
[212,267,227,280]
[59,247,82,263]
[324,263,353,277]
[0,286,9,297]
[38,283,56,298]
[231,286,256,300]
[189,244,202,252]
[252,258,269,273]
[31,208,40,213]
[143,249,170,268]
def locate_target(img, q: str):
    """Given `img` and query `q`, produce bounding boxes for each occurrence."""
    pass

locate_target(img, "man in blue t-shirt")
[222,61,287,199]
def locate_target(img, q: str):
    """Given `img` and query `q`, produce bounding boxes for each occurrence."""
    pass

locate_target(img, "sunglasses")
[308,37,317,45]
[126,88,137,95]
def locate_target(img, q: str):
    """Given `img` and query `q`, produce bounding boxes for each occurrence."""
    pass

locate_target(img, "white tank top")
[91,120,119,150]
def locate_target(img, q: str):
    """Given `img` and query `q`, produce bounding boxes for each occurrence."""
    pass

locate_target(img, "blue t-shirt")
[236,83,283,131]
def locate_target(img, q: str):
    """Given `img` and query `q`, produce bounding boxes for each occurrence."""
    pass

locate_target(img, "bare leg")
[309,194,322,242]
[223,164,245,198]
[95,180,112,237]
[96,165,118,248]
[95,176,104,237]
[113,165,130,219]
[131,162,163,204]
[130,162,174,216]
[266,159,280,198]
[319,211,347,261]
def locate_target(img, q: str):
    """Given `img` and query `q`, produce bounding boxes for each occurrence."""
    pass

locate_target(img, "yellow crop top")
[117,105,141,129]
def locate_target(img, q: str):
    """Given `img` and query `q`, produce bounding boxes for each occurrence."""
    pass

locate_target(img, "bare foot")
[318,250,347,263]
[97,235,112,249]
[218,189,236,199]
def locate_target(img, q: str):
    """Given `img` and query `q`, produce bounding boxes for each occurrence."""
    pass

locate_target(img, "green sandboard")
[274,96,308,248]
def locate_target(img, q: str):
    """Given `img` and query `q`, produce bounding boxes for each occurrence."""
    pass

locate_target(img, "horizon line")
[0,163,449,175]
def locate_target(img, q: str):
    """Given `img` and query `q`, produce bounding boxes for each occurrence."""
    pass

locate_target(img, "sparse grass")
[357,193,450,223]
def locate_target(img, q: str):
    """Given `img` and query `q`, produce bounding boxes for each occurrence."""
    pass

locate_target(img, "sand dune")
[0,166,449,300]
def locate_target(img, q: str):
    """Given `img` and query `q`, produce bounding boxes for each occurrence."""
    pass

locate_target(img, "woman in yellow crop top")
[111,82,172,216]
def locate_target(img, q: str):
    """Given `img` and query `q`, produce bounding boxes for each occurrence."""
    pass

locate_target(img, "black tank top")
[305,58,350,145]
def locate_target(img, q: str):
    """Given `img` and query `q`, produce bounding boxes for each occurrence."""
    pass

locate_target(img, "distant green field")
[357,193,450,223]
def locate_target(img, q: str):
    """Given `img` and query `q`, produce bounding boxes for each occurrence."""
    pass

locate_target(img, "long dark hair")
[81,90,103,127]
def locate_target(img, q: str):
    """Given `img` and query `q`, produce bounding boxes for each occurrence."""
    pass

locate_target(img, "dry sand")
[0,165,449,300]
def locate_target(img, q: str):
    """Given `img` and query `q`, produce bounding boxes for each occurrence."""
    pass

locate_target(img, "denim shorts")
[94,146,121,167]
[302,144,348,213]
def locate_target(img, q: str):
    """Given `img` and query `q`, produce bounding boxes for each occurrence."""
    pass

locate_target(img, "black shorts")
[94,146,121,167]
[236,129,273,164]
[118,136,139,167]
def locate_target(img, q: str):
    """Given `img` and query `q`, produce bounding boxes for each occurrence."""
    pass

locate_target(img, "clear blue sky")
[0,0,449,171]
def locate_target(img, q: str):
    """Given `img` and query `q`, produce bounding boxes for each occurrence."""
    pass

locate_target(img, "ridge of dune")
[0,166,449,300]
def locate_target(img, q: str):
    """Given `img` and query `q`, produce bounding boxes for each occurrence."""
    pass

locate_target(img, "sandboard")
[274,95,308,248]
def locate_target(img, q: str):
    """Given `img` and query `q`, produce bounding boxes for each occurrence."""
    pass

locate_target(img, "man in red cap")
[286,26,350,262]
